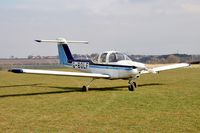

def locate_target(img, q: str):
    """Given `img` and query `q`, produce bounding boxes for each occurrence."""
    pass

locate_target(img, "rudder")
[58,44,74,65]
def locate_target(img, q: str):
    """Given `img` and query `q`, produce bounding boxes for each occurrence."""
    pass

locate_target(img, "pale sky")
[0,0,200,58]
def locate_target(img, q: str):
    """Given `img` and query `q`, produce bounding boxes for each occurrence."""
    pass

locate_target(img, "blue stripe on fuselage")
[64,63,134,71]
[89,65,133,70]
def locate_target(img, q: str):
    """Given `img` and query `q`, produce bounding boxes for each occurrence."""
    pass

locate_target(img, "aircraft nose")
[134,63,146,69]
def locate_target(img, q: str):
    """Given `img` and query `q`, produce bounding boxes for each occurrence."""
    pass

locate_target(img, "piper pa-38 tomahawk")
[10,38,189,91]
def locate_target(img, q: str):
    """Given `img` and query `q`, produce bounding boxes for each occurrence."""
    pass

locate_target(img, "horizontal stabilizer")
[9,68,110,78]
[35,38,88,44]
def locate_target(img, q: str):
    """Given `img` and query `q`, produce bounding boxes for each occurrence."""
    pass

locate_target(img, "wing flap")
[9,68,110,78]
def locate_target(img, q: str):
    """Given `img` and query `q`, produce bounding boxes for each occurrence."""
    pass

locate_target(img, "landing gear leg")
[128,80,137,91]
[82,78,95,92]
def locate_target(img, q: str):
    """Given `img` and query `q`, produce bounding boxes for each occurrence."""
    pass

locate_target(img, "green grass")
[0,67,200,132]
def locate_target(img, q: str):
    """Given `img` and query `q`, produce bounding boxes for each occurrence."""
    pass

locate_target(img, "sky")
[0,0,200,58]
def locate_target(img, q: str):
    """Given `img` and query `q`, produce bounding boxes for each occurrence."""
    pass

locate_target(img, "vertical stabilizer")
[35,38,88,65]
[58,44,74,64]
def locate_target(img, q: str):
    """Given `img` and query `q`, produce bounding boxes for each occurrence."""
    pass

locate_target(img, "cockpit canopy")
[97,51,132,64]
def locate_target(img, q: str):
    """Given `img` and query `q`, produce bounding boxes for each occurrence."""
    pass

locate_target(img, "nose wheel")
[128,80,137,91]
[128,82,136,91]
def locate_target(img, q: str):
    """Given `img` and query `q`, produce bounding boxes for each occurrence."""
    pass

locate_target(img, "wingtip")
[8,68,23,73]
[35,40,41,42]
[188,61,200,65]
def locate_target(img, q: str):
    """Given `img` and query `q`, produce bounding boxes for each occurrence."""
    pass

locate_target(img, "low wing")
[9,68,110,78]
[141,63,190,74]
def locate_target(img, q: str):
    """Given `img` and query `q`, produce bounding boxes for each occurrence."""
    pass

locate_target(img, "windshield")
[124,54,132,61]
[116,53,124,61]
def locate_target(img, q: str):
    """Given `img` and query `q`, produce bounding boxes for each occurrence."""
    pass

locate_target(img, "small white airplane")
[10,38,189,91]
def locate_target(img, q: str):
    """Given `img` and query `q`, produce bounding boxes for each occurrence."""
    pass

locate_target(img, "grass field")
[0,66,200,132]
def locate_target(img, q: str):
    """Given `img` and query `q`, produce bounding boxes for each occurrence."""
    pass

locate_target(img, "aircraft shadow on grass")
[0,83,165,98]
[0,83,43,89]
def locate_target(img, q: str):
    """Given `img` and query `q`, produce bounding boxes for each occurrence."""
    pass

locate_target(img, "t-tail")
[35,38,88,65]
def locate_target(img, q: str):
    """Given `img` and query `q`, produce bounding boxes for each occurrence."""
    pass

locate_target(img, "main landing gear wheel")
[82,86,89,92]
[82,78,95,92]
[128,82,137,91]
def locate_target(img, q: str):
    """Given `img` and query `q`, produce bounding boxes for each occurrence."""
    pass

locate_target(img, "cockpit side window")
[109,53,117,62]
[100,53,107,63]
[91,54,99,63]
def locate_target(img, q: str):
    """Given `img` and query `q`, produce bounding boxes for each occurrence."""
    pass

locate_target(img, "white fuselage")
[66,60,146,79]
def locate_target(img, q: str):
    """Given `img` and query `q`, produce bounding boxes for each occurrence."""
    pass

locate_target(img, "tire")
[128,84,135,91]
[82,86,88,92]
